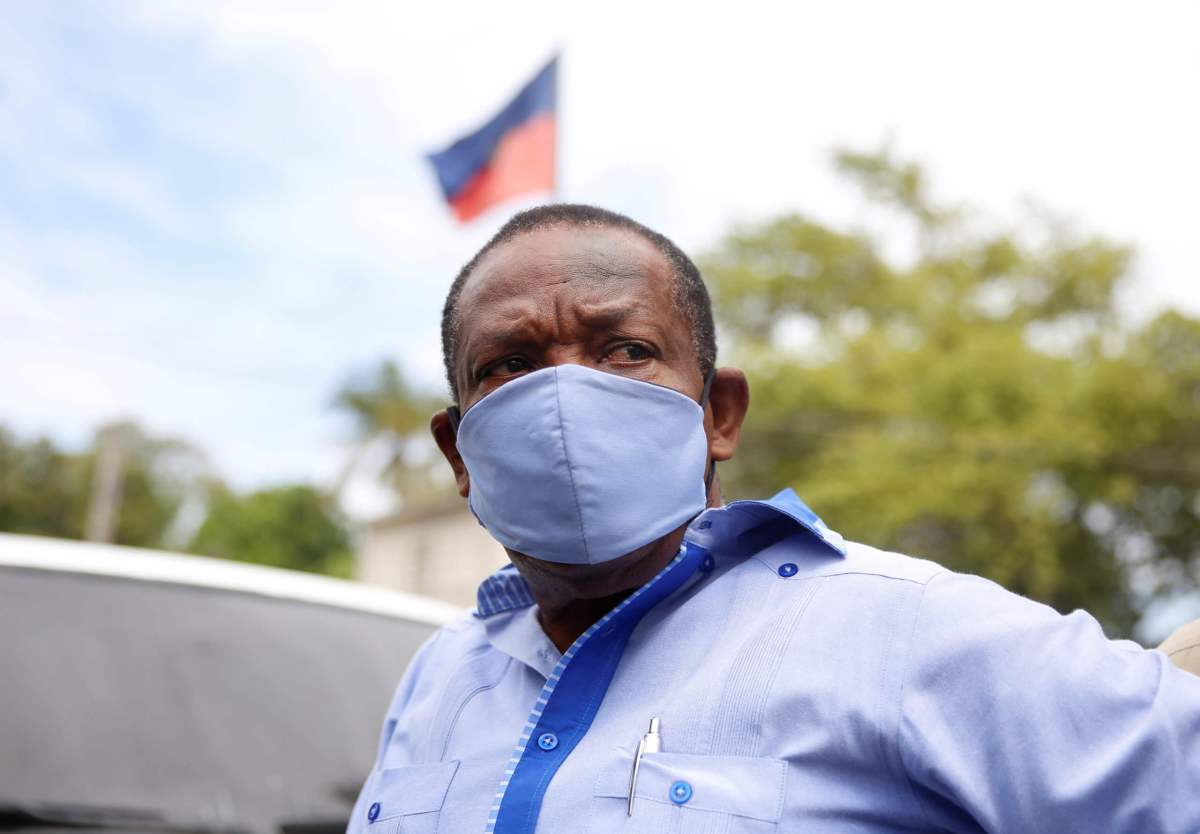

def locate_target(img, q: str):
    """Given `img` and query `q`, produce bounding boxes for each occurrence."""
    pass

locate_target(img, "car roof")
[0,532,461,627]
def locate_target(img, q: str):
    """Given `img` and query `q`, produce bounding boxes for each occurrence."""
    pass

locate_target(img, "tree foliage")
[704,146,1200,638]
[0,428,84,538]
[189,485,353,577]
[0,422,350,579]
[0,422,194,548]
[332,359,445,504]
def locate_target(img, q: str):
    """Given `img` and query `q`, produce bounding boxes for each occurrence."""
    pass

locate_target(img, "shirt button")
[669,780,693,804]
[778,562,799,578]
[697,520,713,529]
[537,732,559,751]
[699,554,715,573]
[366,802,381,822]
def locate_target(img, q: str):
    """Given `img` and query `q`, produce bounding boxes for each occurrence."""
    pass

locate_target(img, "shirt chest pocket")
[590,750,785,834]
[363,760,459,834]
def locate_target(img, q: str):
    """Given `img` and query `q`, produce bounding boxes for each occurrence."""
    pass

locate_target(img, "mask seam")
[553,370,592,563]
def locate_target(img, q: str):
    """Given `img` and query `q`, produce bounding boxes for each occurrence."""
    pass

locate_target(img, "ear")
[705,367,750,462]
[430,409,470,497]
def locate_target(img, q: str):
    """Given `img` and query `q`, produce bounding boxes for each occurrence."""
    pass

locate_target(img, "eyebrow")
[573,301,638,327]
[465,326,538,361]
[461,302,642,367]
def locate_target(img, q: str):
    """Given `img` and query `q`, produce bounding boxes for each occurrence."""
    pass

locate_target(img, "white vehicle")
[0,533,459,834]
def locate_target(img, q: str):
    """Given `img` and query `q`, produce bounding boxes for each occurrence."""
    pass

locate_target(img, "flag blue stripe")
[427,55,557,202]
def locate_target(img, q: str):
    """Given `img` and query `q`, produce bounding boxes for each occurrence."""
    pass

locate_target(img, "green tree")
[0,422,201,549]
[189,484,353,577]
[332,359,444,504]
[0,427,85,538]
[704,146,1200,639]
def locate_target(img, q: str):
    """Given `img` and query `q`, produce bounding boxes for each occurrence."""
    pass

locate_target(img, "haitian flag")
[427,56,557,222]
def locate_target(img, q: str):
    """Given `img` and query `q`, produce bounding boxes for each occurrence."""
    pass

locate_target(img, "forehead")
[455,224,681,340]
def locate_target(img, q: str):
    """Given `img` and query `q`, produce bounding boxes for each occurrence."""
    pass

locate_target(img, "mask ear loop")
[446,405,461,434]
[699,368,717,493]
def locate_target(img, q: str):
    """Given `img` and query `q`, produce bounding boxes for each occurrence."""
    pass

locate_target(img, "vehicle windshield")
[0,566,437,834]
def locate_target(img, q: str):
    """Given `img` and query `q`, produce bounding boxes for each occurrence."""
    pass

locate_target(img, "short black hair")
[440,203,717,402]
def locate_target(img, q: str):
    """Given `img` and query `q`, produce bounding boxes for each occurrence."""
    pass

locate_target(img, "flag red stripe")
[449,113,556,222]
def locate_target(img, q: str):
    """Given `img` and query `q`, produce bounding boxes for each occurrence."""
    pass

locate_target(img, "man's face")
[431,222,747,592]
[451,223,705,412]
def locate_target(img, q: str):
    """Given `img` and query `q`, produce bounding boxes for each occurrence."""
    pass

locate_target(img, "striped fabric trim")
[475,565,536,618]
[474,490,846,620]
[474,490,845,621]
[483,544,698,833]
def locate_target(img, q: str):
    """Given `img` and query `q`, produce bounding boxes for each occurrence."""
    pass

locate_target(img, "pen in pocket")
[627,717,661,816]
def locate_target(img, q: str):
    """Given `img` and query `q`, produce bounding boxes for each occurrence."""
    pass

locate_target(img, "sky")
[1,1,1198,520]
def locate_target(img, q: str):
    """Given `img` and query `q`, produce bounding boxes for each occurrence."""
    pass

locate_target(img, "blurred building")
[356,499,507,609]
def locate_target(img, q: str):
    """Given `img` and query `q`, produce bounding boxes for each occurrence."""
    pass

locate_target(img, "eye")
[605,343,654,364]
[480,356,533,380]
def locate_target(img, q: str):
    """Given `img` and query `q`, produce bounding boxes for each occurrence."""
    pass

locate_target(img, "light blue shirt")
[348,489,1200,833]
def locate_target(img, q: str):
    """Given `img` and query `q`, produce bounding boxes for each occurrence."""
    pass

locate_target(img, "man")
[348,204,1200,833]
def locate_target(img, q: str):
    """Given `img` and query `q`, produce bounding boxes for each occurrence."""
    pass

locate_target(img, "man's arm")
[899,571,1200,834]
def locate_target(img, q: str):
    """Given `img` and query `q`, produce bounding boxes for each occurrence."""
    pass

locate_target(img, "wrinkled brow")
[464,302,640,360]
[573,300,638,327]
[560,253,646,283]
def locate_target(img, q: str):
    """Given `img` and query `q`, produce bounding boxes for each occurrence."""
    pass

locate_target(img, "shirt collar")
[474,488,845,618]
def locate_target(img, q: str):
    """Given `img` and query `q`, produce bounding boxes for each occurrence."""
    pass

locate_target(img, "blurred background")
[3,0,1199,644]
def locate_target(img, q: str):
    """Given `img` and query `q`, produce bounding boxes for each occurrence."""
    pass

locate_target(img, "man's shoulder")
[432,608,494,650]
[403,608,496,675]
[381,608,506,716]
[745,531,947,588]
[830,539,947,585]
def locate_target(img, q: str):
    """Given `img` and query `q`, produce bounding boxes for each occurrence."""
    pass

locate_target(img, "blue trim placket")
[486,543,707,834]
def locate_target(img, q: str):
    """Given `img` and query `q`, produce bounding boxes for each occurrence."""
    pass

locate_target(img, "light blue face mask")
[450,363,712,565]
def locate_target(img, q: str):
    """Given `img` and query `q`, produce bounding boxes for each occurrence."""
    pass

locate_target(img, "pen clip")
[626,737,646,816]
[627,717,661,817]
